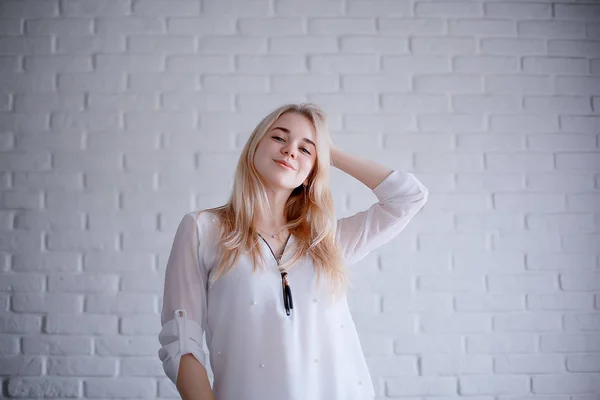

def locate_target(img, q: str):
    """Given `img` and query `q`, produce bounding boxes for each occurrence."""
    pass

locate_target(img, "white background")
[0,0,599,398]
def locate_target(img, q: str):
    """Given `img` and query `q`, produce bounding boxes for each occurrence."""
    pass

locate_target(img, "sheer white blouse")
[158,169,428,400]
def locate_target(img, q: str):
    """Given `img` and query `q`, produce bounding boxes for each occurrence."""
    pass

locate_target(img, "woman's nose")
[283,148,297,158]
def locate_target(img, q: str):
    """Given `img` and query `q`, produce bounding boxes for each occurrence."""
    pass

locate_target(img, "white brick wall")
[0,0,599,398]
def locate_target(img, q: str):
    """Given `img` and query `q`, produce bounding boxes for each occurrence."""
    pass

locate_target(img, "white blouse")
[158,169,428,400]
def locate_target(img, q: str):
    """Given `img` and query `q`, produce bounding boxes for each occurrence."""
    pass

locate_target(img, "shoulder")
[189,209,218,223]
[184,209,222,238]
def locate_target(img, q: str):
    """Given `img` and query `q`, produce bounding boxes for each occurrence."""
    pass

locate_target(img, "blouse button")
[340,323,345,329]
[217,351,222,355]
[314,358,319,363]
[259,363,265,368]
[313,297,319,303]
[251,300,257,306]
[358,380,363,386]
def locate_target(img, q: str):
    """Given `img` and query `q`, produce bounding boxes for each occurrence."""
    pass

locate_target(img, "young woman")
[158,103,428,400]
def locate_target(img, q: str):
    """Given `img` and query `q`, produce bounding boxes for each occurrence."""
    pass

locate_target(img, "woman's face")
[253,112,317,191]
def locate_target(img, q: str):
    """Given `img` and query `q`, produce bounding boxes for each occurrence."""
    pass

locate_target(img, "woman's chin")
[265,176,297,190]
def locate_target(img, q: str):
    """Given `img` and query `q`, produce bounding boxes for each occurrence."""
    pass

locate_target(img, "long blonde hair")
[203,103,349,302]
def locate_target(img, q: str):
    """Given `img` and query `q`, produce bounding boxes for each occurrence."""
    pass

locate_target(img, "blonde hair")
[201,103,349,303]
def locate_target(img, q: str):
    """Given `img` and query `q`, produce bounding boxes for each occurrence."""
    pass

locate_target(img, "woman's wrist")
[329,145,338,168]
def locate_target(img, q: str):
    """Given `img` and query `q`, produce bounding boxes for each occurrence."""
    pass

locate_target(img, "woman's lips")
[274,160,294,170]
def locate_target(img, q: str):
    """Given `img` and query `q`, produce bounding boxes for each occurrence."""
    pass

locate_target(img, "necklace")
[256,229,294,317]
[257,227,286,239]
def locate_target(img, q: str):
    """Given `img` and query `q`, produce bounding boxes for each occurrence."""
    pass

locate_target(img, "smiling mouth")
[274,160,294,170]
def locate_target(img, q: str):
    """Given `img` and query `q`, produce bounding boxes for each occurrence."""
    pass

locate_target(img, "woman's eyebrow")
[272,126,316,148]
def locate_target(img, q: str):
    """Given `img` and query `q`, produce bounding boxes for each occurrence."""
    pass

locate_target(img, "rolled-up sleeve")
[158,211,209,387]
[335,169,429,265]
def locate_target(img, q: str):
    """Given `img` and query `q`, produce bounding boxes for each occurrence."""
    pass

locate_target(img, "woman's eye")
[273,136,311,155]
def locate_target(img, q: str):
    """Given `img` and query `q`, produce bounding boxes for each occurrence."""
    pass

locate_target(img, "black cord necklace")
[257,232,294,316]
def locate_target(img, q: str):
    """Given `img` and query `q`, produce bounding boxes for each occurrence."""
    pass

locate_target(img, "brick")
[528,292,594,311]
[422,354,492,375]
[308,18,375,34]
[198,36,266,54]
[274,1,343,17]
[309,54,378,73]
[417,75,482,93]
[25,18,93,35]
[560,273,600,291]
[481,37,545,55]
[128,35,195,54]
[566,355,600,372]
[0,1,58,17]
[97,17,165,34]
[493,313,562,332]
[555,4,600,22]
[132,0,199,16]
[412,37,476,54]
[237,55,305,74]
[387,376,457,396]
[167,55,233,73]
[85,378,155,398]
[203,0,270,16]
[168,16,234,35]
[460,375,530,395]
[484,2,551,19]
[454,55,519,73]
[532,373,600,394]
[486,75,553,94]
[395,333,463,354]
[488,273,558,294]
[271,36,338,54]
[0,37,52,54]
[416,2,482,17]
[523,56,589,75]
[12,293,82,313]
[347,1,409,17]
[57,35,125,53]
[7,378,79,397]
[379,18,444,35]
[341,36,408,54]
[519,20,585,39]
[272,75,337,93]
[239,17,304,36]
[62,0,131,16]
[453,94,521,112]
[455,294,524,311]
[449,19,516,36]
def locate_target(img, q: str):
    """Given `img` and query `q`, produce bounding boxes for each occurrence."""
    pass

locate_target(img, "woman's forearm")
[177,354,215,400]
[330,146,393,190]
